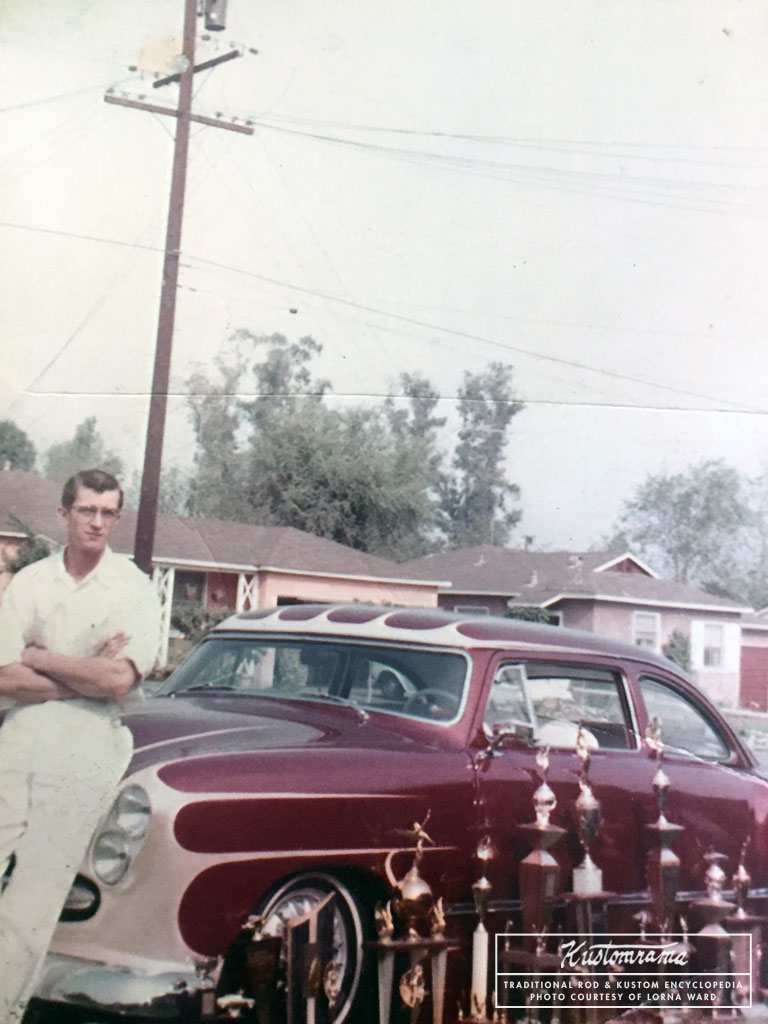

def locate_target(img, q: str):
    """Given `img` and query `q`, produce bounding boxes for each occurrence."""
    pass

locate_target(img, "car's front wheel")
[219,871,368,1023]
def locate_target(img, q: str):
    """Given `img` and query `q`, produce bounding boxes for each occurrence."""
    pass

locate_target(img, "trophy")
[496,747,565,1022]
[572,723,603,896]
[470,835,493,1021]
[369,815,457,1024]
[518,746,567,938]
[691,850,736,1009]
[726,841,764,1004]
[215,914,281,1024]
[644,717,684,934]
[565,725,613,951]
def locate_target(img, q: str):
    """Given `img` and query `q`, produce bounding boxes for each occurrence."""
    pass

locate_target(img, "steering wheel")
[402,688,457,720]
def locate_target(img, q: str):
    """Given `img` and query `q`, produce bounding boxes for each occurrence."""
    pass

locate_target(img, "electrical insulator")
[204,0,227,31]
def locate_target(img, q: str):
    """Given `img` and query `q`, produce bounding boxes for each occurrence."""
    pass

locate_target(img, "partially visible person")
[0,468,162,1022]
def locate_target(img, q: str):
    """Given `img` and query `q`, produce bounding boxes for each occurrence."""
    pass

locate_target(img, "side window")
[639,677,730,761]
[484,662,634,749]
[484,664,535,733]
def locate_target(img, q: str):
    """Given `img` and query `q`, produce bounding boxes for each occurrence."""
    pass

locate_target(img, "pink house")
[402,546,751,707]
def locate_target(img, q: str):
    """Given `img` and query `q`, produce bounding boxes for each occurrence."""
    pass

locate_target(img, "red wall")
[741,646,768,711]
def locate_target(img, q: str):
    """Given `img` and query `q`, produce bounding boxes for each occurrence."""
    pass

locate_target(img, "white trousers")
[0,700,133,1022]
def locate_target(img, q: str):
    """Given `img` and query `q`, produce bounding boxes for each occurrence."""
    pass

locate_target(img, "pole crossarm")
[104,93,254,134]
[153,48,243,88]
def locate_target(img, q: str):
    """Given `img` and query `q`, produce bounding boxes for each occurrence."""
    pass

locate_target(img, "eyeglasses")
[70,506,121,523]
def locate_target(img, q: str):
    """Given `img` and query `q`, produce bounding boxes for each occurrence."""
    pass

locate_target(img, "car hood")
[123,693,442,783]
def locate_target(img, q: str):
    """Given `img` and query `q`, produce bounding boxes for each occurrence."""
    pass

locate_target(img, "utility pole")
[104,0,253,574]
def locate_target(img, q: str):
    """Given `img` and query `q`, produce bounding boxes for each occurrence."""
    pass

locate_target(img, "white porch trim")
[152,565,175,668]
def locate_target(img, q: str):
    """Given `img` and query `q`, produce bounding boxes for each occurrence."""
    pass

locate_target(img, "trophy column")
[726,843,764,1007]
[690,851,736,1012]
[497,746,566,1023]
[644,717,684,936]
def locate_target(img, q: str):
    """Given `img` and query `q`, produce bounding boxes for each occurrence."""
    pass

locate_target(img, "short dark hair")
[61,469,124,510]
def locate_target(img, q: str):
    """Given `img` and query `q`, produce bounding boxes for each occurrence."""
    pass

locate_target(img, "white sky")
[1,0,767,549]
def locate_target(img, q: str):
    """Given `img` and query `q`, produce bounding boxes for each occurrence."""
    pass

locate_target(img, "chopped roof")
[219,601,683,672]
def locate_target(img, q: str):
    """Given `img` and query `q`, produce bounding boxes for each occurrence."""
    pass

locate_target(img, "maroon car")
[30,604,768,1022]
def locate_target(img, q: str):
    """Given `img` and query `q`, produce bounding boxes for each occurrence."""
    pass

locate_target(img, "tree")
[0,420,35,471]
[184,334,525,558]
[617,460,750,586]
[43,417,123,484]
[718,467,768,610]
[185,361,248,521]
[439,363,524,547]
[190,336,442,558]
[238,330,330,430]
[4,520,50,574]
[157,466,191,516]
[662,630,692,673]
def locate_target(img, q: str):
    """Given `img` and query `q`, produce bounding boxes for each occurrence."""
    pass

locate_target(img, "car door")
[476,654,765,915]
[476,654,651,908]
[632,669,760,893]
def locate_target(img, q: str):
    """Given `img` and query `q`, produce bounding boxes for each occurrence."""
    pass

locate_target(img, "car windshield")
[161,634,469,723]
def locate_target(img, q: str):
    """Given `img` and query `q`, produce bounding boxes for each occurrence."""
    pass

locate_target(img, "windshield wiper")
[300,692,369,725]
[175,683,239,693]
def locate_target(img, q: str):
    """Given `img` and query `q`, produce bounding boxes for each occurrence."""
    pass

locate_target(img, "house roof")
[0,470,438,586]
[0,470,64,542]
[402,544,750,614]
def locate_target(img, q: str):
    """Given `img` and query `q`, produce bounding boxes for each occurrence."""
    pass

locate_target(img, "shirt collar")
[55,544,117,589]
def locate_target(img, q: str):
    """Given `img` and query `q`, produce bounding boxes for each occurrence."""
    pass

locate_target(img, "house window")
[703,624,724,668]
[633,611,660,651]
[173,571,206,606]
[455,605,489,615]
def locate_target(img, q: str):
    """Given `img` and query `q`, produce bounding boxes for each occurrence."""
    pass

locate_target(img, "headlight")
[92,784,151,885]
[112,784,151,839]
[61,874,101,920]
[93,831,131,885]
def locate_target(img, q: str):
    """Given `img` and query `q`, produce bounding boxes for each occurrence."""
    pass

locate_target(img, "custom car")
[29,604,768,1022]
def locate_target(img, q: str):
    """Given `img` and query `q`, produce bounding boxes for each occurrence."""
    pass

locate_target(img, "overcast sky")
[2,0,767,550]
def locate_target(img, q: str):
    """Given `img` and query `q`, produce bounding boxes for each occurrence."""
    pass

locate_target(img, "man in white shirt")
[0,468,162,1022]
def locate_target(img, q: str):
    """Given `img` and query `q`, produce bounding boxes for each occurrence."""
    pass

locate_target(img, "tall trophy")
[644,717,684,935]
[518,746,567,938]
[726,841,764,1005]
[565,725,613,946]
[497,746,565,1023]
[470,835,493,1022]
[691,850,736,1011]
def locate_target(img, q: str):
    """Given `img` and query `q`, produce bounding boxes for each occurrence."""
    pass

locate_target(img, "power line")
[260,113,768,160]
[176,254,768,416]
[0,81,126,115]
[235,118,767,218]
[2,218,763,415]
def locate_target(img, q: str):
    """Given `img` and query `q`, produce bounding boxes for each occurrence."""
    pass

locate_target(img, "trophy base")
[572,862,603,896]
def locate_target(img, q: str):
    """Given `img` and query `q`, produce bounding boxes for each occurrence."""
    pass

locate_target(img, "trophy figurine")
[572,724,603,896]
[385,818,436,940]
